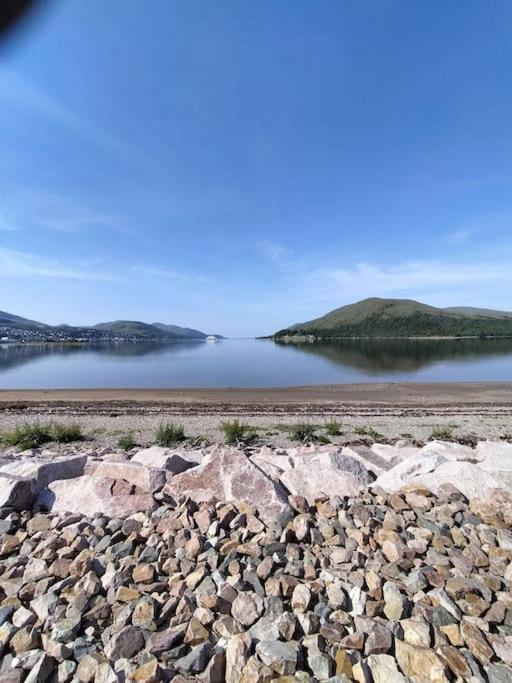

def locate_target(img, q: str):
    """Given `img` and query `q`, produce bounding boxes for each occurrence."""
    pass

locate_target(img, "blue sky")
[0,0,511,337]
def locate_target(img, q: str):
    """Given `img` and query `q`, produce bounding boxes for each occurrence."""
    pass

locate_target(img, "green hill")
[274,297,512,338]
[94,321,180,339]
[1,309,219,341]
[152,323,207,339]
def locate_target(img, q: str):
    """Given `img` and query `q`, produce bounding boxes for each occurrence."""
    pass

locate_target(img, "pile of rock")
[1,479,511,681]
[0,440,511,680]
[1,439,512,524]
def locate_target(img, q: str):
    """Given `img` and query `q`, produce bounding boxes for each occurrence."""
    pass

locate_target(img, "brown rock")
[395,640,448,682]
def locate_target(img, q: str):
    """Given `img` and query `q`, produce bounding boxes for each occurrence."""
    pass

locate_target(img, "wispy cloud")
[0,68,156,173]
[0,247,124,282]
[258,240,294,265]
[255,255,512,327]
[445,229,472,244]
[0,188,128,235]
[308,258,509,294]
[132,265,211,284]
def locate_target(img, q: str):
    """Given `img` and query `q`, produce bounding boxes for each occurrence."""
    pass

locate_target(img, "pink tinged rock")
[162,447,292,527]
[36,475,156,517]
[88,461,166,493]
[280,451,372,504]
[132,446,203,474]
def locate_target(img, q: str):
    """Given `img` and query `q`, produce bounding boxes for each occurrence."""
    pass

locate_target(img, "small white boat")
[206,335,218,342]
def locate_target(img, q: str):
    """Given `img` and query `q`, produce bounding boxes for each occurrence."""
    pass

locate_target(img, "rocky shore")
[0,439,511,681]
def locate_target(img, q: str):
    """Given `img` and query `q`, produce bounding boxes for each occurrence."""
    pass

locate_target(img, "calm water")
[2,338,512,388]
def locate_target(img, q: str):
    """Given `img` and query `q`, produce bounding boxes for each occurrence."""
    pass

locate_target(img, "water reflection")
[2,338,512,387]
[274,337,512,374]
[0,341,204,373]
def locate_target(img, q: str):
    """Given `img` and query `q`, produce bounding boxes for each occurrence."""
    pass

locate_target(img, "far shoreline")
[1,381,512,406]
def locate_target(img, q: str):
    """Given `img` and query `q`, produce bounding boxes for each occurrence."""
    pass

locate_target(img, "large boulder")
[0,455,87,491]
[374,450,449,492]
[280,451,373,504]
[36,475,156,517]
[342,445,392,476]
[0,473,33,510]
[412,461,512,500]
[85,460,166,493]
[421,441,477,462]
[475,441,512,488]
[370,444,421,467]
[162,447,292,527]
[251,450,293,481]
[132,446,203,474]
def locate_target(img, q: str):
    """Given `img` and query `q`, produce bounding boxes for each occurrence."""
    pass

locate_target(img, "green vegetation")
[325,419,342,436]
[222,419,250,444]
[52,422,83,444]
[316,435,331,444]
[289,422,317,442]
[400,432,414,440]
[274,297,512,339]
[118,432,138,451]
[354,425,385,441]
[155,422,185,446]
[430,424,458,440]
[1,421,83,450]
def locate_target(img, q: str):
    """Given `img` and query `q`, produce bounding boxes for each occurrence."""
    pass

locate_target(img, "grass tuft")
[118,432,138,451]
[52,422,83,444]
[354,426,385,442]
[325,419,342,436]
[2,421,53,450]
[155,422,185,447]
[1,420,83,451]
[289,422,317,442]
[222,419,249,444]
[429,424,458,440]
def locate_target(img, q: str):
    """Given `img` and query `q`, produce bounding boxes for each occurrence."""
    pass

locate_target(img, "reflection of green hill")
[0,341,203,374]
[275,338,512,374]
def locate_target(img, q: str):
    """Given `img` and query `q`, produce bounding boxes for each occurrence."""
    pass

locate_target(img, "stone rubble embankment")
[0,439,511,681]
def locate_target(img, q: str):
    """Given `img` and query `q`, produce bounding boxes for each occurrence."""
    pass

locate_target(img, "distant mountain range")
[0,310,223,341]
[274,297,512,338]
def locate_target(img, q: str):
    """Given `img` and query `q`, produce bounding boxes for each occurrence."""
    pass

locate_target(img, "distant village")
[0,325,170,344]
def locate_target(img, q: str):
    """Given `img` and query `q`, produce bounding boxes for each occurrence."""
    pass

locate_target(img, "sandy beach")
[1,382,511,447]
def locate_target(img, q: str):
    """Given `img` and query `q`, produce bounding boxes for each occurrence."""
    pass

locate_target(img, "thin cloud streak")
[0,188,130,235]
[0,247,125,282]
[0,68,157,174]
[132,265,212,284]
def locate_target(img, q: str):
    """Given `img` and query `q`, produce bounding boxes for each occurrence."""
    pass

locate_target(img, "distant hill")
[1,310,218,341]
[443,306,512,319]
[274,297,512,338]
[0,310,49,330]
[152,322,208,339]
[94,320,179,339]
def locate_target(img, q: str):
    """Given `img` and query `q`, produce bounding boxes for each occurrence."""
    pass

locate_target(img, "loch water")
[2,337,512,388]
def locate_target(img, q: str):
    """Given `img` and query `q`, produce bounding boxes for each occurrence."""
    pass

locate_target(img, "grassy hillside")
[443,306,512,319]
[152,323,207,339]
[275,298,512,338]
[94,321,178,338]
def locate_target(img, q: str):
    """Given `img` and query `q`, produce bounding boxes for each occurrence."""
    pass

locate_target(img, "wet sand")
[1,381,512,408]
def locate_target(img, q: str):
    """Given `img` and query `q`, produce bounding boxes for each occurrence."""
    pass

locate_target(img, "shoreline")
[1,381,512,406]
[1,382,512,448]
